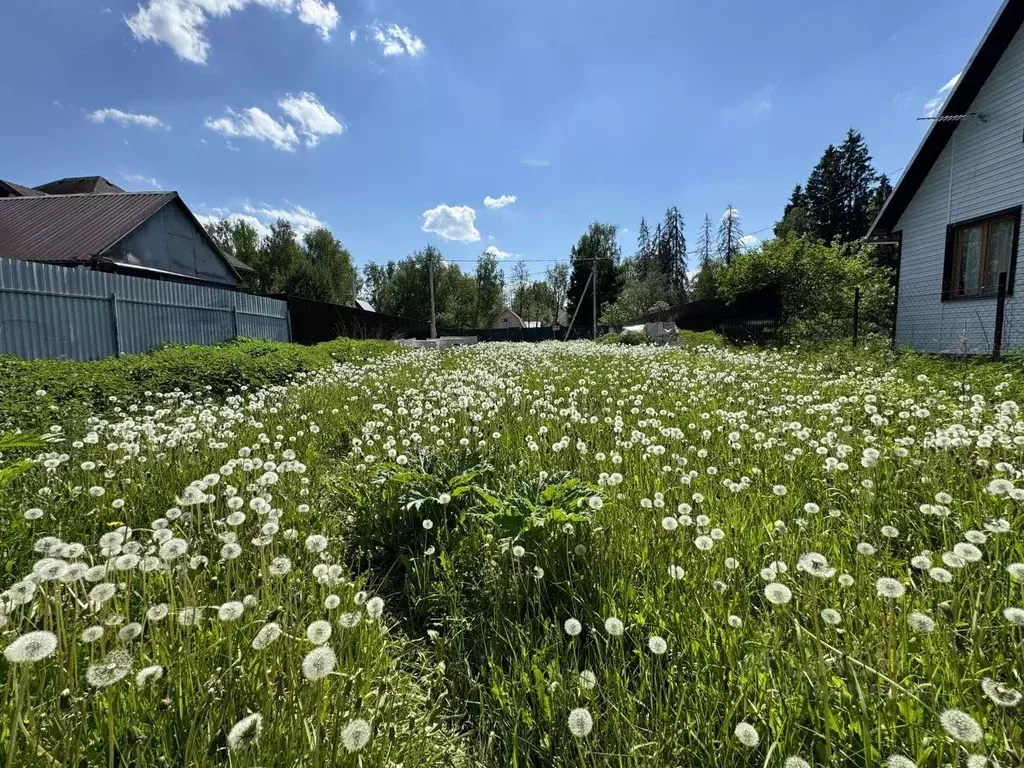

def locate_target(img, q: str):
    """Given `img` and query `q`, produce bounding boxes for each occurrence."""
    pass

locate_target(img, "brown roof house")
[0,175,252,288]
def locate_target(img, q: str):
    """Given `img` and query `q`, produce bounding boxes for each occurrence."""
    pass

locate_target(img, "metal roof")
[870,0,1024,235]
[0,192,178,264]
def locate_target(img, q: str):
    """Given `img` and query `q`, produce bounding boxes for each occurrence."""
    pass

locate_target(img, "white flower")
[734,721,759,747]
[579,670,597,690]
[875,577,905,599]
[568,707,593,737]
[886,756,917,768]
[906,612,935,634]
[1002,606,1024,626]
[3,630,58,663]
[301,646,337,681]
[306,620,332,645]
[366,596,384,620]
[647,635,667,655]
[227,713,263,751]
[764,582,792,605]
[981,677,1021,707]
[341,718,372,752]
[604,617,624,636]
[563,618,582,637]
[938,709,983,743]
[136,665,164,687]
[252,622,283,650]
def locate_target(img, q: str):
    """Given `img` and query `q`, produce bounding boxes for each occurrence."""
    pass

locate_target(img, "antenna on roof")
[916,112,988,123]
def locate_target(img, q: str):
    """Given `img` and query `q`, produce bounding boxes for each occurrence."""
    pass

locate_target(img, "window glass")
[985,218,1015,292]
[958,224,983,296]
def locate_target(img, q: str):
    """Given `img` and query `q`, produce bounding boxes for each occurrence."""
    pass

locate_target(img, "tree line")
[207,127,894,338]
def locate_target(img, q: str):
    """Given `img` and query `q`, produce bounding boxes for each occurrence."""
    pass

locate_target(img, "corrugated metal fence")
[0,259,290,361]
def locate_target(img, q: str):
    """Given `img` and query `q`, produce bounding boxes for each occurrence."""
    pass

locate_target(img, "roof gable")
[871,0,1024,234]
[0,179,46,198]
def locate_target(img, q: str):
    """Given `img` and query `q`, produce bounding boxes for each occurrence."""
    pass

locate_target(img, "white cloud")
[483,194,517,209]
[721,86,773,122]
[485,245,514,260]
[126,0,338,64]
[205,107,299,150]
[739,234,761,250]
[721,206,740,222]
[372,23,425,57]
[349,29,357,42]
[88,108,168,129]
[421,204,480,242]
[297,0,339,40]
[278,92,343,147]
[121,173,163,189]
[521,157,551,168]
[924,72,962,118]
[198,201,325,239]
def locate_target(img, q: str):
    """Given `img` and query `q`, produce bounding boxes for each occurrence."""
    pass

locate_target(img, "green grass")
[0,341,1021,766]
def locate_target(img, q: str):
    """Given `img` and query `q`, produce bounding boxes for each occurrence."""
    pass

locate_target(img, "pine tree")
[775,185,810,239]
[655,207,687,302]
[716,206,743,265]
[838,128,876,241]
[636,217,652,276]
[804,145,845,243]
[692,214,718,300]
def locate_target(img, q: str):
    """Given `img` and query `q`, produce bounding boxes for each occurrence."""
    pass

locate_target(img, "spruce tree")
[691,214,718,300]
[565,222,622,330]
[804,145,845,243]
[636,217,652,276]
[717,206,743,265]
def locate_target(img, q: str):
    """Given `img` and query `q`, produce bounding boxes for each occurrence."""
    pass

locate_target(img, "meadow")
[0,340,1021,767]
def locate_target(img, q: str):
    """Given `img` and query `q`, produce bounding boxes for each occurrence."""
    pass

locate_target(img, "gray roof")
[34,176,126,195]
[0,179,47,198]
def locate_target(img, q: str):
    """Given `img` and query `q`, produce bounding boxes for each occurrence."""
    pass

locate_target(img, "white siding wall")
[896,23,1024,353]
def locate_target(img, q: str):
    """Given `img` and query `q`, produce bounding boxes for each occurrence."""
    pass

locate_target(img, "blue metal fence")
[0,259,290,361]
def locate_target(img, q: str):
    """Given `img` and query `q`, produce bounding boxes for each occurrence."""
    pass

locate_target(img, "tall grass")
[0,341,1021,766]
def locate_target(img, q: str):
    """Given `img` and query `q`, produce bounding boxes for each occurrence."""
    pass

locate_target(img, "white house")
[869,0,1024,353]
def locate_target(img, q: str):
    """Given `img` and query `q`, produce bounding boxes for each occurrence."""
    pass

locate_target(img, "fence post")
[852,287,861,347]
[231,303,239,339]
[108,292,122,357]
[993,271,1008,360]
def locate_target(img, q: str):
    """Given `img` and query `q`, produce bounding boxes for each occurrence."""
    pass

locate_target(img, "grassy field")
[0,340,1021,767]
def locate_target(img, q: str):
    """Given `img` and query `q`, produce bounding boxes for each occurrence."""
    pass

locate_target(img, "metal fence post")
[993,271,1008,360]
[852,287,861,347]
[109,292,122,357]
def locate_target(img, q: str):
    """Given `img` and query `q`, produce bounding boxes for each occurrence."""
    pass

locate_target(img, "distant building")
[355,298,376,312]
[0,175,252,289]
[493,308,541,329]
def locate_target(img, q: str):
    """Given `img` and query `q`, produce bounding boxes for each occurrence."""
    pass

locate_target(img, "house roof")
[355,298,375,312]
[0,192,178,264]
[0,179,46,197]
[0,192,252,280]
[870,0,1024,235]
[34,175,126,195]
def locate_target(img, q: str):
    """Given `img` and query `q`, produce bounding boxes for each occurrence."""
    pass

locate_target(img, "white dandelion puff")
[647,635,667,655]
[875,577,906,599]
[734,721,759,747]
[86,649,133,688]
[301,646,337,681]
[604,617,624,636]
[938,709,983,743]
[4,630,58,663]
[764,582,792,605]
[252,622,283,650]
[306,620,332,645]
[568,707,593,737]
[563,618,582,637]
[981,677,1021,707]
[341,718,372,752]
[227,713,263,751]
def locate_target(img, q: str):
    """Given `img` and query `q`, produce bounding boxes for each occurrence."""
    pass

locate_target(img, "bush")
[0,337,399,431]
[715,235,894,342]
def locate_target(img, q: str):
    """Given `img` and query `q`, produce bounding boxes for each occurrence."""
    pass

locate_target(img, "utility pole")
[591,258,598,339]
[428,257,437,339]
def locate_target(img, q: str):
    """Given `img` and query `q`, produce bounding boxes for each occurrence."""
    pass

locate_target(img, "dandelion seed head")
[341,718,372,752]
[301,645,337,681]
[4,630,58,663]
[563,618,582,637]
[734,721,759,747]
[876,577,906,599]
[938,708,983,743]
[568,707,593,737]
[227,713,263,751]
[85,649,133,688]
[981,677,1021,707]
[764,582,792,605]
[647,635,667,654]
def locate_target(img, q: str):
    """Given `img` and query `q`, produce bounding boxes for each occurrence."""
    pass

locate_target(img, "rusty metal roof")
[0,192,177,264]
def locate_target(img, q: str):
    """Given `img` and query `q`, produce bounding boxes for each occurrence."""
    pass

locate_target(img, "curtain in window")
[985,218,1015,293]
[958,225,983,296]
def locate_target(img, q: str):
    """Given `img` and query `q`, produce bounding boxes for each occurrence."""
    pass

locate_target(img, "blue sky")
[1,0,1005,280]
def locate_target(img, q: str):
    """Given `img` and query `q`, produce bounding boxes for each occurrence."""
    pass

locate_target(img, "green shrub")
[0,337,399,431]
